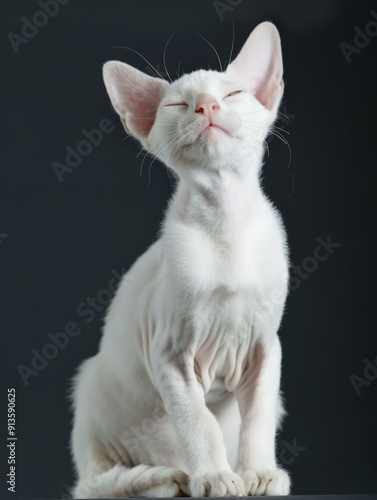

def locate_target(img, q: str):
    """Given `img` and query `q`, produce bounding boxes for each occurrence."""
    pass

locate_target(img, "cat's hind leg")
[72,463,189,498]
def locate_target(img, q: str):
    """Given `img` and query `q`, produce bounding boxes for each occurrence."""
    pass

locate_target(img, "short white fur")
[70,22,291,498]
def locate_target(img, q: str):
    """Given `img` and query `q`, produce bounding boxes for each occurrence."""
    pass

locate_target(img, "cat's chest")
[166,219,272,293]
[159,204,287,380]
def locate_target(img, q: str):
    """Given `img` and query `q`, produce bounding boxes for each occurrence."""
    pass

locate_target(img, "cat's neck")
[166,155,265,237]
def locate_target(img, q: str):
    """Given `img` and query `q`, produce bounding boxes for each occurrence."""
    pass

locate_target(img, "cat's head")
[103,22,284,175]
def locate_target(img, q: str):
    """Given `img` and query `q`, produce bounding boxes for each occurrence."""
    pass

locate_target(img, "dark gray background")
[2,0,377,498]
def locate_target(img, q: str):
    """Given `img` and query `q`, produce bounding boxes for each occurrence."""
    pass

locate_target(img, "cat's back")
[100,239,164,355]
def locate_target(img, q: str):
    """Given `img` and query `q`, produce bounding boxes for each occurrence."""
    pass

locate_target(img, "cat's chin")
[199,124,228,137]
[183,126,231,152]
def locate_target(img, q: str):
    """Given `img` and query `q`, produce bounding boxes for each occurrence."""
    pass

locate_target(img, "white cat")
[70,21,291,498]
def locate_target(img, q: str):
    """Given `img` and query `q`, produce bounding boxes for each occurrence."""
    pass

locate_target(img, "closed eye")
[224,90,243,98]
[164,102,188,107]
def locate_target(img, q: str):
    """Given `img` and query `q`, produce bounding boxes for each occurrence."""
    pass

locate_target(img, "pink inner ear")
[226,22,283,110]
[251,58,282,110]
[103,62,168,137]
[125,80,167,136]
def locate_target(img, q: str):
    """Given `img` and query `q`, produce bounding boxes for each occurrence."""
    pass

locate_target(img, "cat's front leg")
[152,349,245,497]
[236,337,291,496]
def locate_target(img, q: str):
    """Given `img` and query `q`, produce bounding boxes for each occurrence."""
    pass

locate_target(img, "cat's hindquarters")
[72,463,189,498]
[70,352,189,498]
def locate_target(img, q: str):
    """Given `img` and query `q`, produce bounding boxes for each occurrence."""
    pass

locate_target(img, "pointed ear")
[226,22,284,111]
[103,61,169,139]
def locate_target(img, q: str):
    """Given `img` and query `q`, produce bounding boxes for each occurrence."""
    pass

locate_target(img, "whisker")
[175,131,190,162]
[240,124,265,133]
[271,125,290,135]
[176,60,182,78]
[227,20,235,68]
[143,132,180,166]
[138,131,182,177]
[269,129,288,145]
[165,165,175,190]
[238,111,266,116]
[140,150,149,176]
[145,131,183,184]
[198,33,223,72]
[146,126,193,182]
[278,110,292,123]
[163,32,175,83]
[241,124,292,168]
[268,130,292,168]
[112,45,166,80]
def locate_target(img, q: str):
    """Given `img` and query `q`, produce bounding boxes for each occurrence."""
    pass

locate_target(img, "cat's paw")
[240,467,290,496]
[134,466,190,497]
[190,470,245,497]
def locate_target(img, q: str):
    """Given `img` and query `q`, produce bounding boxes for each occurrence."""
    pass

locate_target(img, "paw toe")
[241,468,290,496]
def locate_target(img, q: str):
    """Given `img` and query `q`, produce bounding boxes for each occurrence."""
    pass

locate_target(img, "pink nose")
[195,100,220,118]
